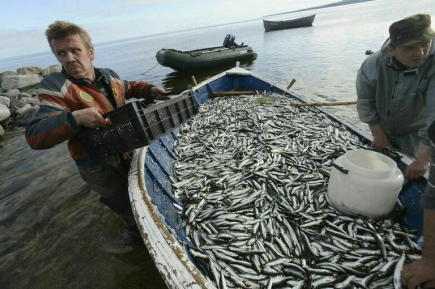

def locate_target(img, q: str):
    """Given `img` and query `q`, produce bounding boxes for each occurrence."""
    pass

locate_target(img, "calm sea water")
[1,0,434,288]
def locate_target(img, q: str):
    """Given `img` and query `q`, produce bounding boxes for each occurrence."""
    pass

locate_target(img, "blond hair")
[45,21,93,53]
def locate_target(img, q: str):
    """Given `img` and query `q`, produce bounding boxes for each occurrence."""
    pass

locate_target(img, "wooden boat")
[156,42,257,71]
[263,14,316,32]
[129,64,425,288]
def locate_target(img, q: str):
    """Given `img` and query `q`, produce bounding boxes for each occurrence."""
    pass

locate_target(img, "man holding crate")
[25,21,166,239]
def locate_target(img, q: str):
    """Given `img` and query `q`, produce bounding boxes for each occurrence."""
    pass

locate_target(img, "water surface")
[1,1,434,288]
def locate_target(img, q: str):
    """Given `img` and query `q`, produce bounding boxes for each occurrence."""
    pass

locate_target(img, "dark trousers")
[77,154,138,233]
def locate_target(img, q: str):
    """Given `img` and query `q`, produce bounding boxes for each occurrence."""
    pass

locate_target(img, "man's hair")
[45,21,94,53]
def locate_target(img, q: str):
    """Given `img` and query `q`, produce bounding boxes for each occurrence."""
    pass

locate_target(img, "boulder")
[9,97,23,116]
[17,66,43,75]
[42,65,62,76]
[0,117,11,128]
[16,104,31,115]
[0,71,19,85]
[0,104,11,122]
[0,96,10,108]
[21,97,40,106]
[16,105,39,126]
[0,124,4,138]
[2,89,20,98]
[1,74,40,93]
[18,92,33,99]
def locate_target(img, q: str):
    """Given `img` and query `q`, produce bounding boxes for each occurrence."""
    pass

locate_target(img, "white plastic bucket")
[327,149,404,219]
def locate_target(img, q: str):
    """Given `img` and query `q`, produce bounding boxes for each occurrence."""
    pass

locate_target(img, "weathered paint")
[129,147,215,289]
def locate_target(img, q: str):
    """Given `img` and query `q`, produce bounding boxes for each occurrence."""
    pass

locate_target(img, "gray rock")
[0,96,10,107]
[0,124,4,138]
[0,104,11,122]
[10,97,23,111]
[18,92,33,99]
[2,89,20,98]
[0,71,19,84]
[42,65,62,76]
[17,66,43,75]
[0,117,11,128]
[16,104,31,115]
[16,105,39,126]
[21,97,40,106]
[1,74,40,93]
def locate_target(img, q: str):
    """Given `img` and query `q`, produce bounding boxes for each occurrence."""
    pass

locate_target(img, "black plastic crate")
[76,89,198,159]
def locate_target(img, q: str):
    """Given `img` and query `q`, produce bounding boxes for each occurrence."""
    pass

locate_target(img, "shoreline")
[263,0,375,17]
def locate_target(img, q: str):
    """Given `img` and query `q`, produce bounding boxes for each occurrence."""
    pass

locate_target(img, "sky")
[0,0,337,59]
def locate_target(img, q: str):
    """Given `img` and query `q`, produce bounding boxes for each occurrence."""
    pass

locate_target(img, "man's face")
[51,34,95,81]
[387,40,432,68]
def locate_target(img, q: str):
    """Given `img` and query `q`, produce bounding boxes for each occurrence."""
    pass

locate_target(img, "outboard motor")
[223,34,236,48]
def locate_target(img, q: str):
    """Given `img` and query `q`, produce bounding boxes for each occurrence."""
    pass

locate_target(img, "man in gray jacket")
[356,14,435,180]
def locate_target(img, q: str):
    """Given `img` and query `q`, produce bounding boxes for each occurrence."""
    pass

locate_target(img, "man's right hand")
[72,107,108,128]
[370,124,389,151]
[402,257,435,288]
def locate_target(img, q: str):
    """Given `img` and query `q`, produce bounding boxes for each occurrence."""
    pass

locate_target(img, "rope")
[141,63,160,75]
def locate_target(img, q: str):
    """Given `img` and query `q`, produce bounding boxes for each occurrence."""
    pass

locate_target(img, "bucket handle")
[331,163,349,174]
[360,138,402,163]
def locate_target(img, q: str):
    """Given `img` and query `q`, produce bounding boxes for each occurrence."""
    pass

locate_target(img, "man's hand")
[405,144,430,180]
[150,87,167,100]
[402,209,435,288]
[370,124,389,151]
[406,159,429,179]
[402,258,435,289]
[72,107,108,128]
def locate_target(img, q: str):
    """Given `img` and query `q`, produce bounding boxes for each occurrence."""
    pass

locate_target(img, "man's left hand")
[151,87,167,100]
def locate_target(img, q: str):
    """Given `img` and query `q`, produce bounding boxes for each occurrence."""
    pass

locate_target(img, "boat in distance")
[263,14,316,32]
[129,64,425,288]
[156,34,257,71]
[156,46,257,71]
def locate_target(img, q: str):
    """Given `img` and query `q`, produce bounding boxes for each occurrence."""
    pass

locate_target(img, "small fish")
[394,253,406,289]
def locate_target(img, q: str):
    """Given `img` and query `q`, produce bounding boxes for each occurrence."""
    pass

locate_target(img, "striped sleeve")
[25,103,81,150]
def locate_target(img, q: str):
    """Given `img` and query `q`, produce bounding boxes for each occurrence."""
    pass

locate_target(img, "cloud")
[46,0,194,19]
[0,29,48,58]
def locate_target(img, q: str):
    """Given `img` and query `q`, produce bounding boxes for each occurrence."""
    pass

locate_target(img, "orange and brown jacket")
[25,67,155,166]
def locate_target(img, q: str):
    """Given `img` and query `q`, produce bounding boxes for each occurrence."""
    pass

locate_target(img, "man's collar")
[60,66,101,84]
[392,57,409,70]
[387,57,418,75]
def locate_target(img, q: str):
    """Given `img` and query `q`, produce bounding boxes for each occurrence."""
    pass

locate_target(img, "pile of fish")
[172,94,421,289]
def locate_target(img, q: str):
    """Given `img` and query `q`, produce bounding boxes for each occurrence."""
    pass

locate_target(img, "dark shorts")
[77,154,131,199]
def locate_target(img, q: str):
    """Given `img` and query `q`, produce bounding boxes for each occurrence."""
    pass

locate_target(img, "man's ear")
[386,46,395,57]
[90,48,95,60]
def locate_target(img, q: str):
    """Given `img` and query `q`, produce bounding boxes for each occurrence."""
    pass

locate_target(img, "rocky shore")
[0,65,61,138]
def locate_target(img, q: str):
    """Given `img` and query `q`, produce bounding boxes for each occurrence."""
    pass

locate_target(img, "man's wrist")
[71,111,82,126]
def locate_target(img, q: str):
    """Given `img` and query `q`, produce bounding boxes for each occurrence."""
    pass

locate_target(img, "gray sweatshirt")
[356,39,435,146]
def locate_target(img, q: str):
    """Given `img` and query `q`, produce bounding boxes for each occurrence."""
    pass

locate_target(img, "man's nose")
[65,52,76,62]
[415,46,426,56]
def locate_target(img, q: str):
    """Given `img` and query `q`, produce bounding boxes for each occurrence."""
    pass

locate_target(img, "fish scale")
[173,94,420,289]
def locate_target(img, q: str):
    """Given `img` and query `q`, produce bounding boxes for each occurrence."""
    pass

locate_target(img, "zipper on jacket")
[391,73,399,100]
